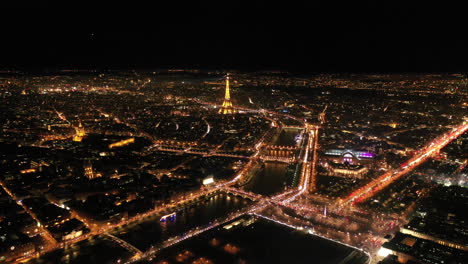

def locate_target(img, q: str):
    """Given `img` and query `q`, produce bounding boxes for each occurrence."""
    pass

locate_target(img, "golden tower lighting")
[219,74,236,114]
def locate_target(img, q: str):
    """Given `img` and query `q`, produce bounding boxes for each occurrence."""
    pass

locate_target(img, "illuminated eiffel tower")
[219,74,236,114]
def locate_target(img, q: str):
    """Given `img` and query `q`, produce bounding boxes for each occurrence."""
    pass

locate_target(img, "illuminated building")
[84,160,100,179]
[389,123,398,128]
[399,227,467,251]
[399,214,468,251]
[324,149,374,161]
[160,212,176,222]
[219,74,236,114]
[48,219,88,242]
[202,176,215,185]
[20,168,36,174]
[73,121,86,142]
[329,162,368,178]
[324,148,372,178]
[377,232,467,264]
[108,138,135,149]
[262,145,298,162]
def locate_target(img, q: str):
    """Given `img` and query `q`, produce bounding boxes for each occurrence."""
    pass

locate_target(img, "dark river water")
[27,192,251,264]
[243,162,291,196]
[111,192,251,251]
[275,128,302,146]
[147,215,369,264]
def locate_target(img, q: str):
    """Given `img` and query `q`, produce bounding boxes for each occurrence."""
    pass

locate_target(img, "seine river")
[243,162,291,196]
[27,192,251,264]
[275,128,302,146]
[27,126,357,264]
[150,215,369,264]
[241,127,302,195]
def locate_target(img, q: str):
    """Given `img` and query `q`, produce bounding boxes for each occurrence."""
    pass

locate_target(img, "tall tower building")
[219,74,236,114]
[83,160,95,179]
[83,160,102,179]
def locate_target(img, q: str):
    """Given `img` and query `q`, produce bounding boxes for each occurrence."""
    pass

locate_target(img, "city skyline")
[0,3,467,264]
[0,70,466,264]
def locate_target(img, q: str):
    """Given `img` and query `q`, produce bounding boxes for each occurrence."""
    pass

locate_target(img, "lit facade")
[324,149,375,160]
[330,164,368,178]
[84,160,101,179]
[400,226,468,251]
[73,122,86,142]
[108,138,135,149]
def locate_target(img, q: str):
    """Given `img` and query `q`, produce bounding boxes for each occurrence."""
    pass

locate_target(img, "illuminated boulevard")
[341,121,468,206]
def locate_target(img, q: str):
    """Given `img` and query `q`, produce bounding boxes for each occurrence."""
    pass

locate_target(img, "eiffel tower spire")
[219,74,236,114]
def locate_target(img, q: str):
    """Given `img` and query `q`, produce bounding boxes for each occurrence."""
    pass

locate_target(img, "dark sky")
[1,2,467,72]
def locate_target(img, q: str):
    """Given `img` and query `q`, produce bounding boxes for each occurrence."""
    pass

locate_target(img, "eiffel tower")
[219,74,236,114]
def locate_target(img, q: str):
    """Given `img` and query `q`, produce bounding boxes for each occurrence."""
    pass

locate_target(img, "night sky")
[1,2,467,72]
